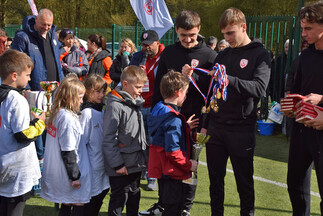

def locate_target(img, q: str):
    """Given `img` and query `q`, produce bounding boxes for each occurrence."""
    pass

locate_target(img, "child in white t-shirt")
[41,74,91,215]
[0,49,46,215]
[81,74,110,215]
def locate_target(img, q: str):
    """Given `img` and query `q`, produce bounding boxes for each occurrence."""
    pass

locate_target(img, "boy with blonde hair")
[103,65,148,216]
[0,49,46,215]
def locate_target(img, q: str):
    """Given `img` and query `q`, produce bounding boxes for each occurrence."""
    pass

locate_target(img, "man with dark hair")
[282,2,323,215]
[130,29,165,192]
[144,10,217,216]
[202,7,270,216]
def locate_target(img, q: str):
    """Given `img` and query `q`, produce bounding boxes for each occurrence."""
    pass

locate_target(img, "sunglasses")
[65,30,74,35]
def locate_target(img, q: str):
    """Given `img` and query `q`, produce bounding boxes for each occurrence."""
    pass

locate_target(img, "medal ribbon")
[192,64,228,106]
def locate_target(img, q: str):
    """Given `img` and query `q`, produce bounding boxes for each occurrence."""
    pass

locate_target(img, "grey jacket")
[102,87,148,176]
[59,44,89,77]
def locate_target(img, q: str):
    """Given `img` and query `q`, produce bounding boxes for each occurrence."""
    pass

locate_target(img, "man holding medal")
[148,10,216,216]
[201,8,270,216]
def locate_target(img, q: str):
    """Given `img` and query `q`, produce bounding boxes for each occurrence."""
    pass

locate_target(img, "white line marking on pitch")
[198,161,320,198]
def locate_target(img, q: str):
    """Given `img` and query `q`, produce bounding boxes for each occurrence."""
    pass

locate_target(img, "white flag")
[130,0,174,39]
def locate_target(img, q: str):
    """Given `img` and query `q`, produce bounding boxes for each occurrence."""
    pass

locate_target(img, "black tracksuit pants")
[159,178,185,216]
[108,172,141,216]
[287,123,323,216]
[206,123,255,216]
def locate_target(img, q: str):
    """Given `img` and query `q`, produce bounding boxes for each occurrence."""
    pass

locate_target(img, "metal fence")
[246,15,299,119]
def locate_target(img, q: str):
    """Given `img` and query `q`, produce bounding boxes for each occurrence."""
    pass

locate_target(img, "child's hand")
[116,166,128,175]
[31,111,46,123]
[187,114,199,129]
[182,64,193,77]
[200,128,207,134]
[139,65,146,71]
[190,160,198,172]
[72,179,81,189]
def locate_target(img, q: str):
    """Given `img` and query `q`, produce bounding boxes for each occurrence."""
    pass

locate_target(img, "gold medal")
[201,106,207,114]
[213,104,219,112]
[217,91,222,99]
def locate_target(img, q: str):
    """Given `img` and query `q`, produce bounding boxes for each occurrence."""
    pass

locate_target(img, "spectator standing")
[0,29,7,55]
[11,8,64,164]
[5,38,13,50]
[110,38,137,88]
[202,7,270,216]
[130,30,165,191]
[11,8,63,91]
[59,28,89,79]
[217,39,229,52]
[87,34,113,87]
[207,36,218,51]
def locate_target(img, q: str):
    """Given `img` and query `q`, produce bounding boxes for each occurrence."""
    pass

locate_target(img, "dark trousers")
[108,172,141,216]
[84,188,109,216]
[287,123,323,216]
[159,178,185,216]
[182,183,196,211]
[206,124,255,216]
[156,178,196,213]
[58,204,84,216]
[0,192,30,216]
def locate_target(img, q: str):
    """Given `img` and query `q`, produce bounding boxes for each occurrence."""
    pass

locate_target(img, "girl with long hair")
[41,74,91,216]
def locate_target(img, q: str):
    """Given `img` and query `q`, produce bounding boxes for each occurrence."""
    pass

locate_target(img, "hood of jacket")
[109,86,145,108]
[93,49,111,62]
[148,101,179,137]
[0,85,23,104]
[22,15,57,40]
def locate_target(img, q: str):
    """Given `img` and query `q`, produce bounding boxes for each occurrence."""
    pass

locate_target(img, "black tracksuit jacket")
[206,40,271,129]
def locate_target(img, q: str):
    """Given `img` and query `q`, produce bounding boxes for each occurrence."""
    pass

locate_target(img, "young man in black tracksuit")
[140,10,217,216]
[202,8,270,216]
[282,2,323,215]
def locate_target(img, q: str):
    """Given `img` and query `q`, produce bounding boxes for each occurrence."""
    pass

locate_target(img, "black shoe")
[139,203,164,215]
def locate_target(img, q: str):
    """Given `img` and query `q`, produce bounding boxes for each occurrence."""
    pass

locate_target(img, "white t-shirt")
[80,107,110,197]
[41,108,91,204]
[0,90,41,197]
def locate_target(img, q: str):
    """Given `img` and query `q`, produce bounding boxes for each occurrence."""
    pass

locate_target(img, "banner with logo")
[27,0,38,15]
[129,0,174,39]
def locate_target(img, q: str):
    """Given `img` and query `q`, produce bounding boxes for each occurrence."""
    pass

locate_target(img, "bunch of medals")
[194,63,228,114]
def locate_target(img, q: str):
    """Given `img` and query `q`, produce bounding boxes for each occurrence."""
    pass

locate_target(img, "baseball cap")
[140,30,159,45]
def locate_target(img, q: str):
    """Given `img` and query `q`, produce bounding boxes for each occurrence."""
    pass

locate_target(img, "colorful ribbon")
[192,63,228,108]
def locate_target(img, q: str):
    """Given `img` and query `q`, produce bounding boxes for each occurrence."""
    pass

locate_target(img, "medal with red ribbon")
[192,63,228,114]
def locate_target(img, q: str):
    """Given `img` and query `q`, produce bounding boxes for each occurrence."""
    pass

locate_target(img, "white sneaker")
[147,179,157,191]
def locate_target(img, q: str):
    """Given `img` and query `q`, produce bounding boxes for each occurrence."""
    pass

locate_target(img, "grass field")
[24,133,321,216]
